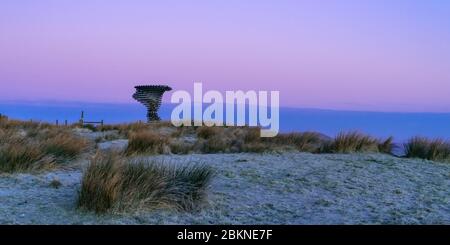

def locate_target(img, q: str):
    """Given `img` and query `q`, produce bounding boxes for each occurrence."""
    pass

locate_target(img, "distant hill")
[1,101,449,141]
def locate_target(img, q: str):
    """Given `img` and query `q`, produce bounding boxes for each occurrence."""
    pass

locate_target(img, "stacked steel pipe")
[132,85,172,122]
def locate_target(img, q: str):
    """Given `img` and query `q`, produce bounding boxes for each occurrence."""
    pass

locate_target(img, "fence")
[0,112,104,127]
[78,111,104,127]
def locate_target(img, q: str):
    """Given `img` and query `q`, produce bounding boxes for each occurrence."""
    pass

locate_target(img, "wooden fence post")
[79,111,84,125]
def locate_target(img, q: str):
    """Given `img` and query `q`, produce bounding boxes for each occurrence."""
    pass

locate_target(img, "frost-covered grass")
[77,151,213,213]
[1,119,449,224]
[0,118,88,173]
[1,152,449,224]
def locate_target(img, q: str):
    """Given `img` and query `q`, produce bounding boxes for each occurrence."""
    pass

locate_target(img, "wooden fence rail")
[78,111,104,127]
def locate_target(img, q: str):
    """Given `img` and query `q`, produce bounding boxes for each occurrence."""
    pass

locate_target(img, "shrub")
[404,137,450,162]
[126,131,170,155]
[77,151,214,213]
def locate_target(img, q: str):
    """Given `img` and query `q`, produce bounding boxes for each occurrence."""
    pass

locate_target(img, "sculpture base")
[147,110,161,122]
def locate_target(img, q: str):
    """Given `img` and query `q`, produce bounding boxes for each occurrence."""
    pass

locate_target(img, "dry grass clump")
[94,120,399,156]
[329,131,378,153]
[77,152,124,213]
[194,127,328,154]
[268,132,326,152]
[194,126,271,153]
[242,127,261,143]
[0,118,53,132]
[239,142,271,153]
[95,122,150,137]
[104,121,174,136]
[169,140,194,154]
[0,118,89,172]
[321,131,393,154]
[126,130,170,155]
[117,122,150,136]
[94,133,122,143]
[199,135,230,153]
[377,136,395,154]
[42,132,89,161]
[230,127,271,153]
[77,151,214,213]
[0,139,56,172]
[404,137,450,162]
[171,126,196,138]
[196,126,222,139]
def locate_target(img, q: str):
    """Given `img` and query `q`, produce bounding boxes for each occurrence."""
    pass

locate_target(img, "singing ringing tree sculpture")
[132,85,172,122]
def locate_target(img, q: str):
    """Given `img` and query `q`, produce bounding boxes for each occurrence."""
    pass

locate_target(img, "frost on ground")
[0,152,449,224]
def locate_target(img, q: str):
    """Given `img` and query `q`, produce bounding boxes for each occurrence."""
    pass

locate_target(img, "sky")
[1,0,450,112]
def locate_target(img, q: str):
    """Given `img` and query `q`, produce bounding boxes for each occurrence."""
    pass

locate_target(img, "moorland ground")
[0,118,449,224]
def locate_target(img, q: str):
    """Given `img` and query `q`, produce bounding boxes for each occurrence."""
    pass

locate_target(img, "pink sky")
[1,0,450,112]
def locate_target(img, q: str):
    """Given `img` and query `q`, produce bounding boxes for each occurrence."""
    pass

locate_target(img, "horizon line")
[1,99,450,115]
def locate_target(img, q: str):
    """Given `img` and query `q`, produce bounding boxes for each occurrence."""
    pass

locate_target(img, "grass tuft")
[42,132,88,161]
[404,137,450,162]
[378,136,395,154]
[126,131,170,155]
[0,119,89,172]
[196,126,221,139]
[269,132,325,152]
[0,140,56,172]
[321,131,393,154]
[77,151,214,213]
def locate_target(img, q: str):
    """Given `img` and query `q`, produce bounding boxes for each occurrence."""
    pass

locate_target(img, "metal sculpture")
[132,85,172,122]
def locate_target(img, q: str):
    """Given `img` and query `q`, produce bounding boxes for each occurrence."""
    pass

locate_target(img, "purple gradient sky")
[1,0,450,112]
